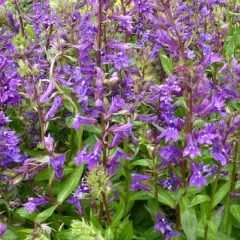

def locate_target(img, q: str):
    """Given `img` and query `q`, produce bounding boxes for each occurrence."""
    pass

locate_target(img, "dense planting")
[0,0,240,239]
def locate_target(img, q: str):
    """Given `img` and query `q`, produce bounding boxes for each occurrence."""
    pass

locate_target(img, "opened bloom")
[183,134,201,159]
[154,213,180,240]
[23,197,50,213]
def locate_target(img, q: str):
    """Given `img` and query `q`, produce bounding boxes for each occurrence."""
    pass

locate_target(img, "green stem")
[124,139,130,217]
[14,0,25,38]
[101,192,111,225]
[204,165,221,240]
[225,140,239,233]
[152,153,159,210]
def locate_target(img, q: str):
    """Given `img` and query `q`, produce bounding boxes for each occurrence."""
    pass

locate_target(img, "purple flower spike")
[131,173,151,192]
[72,114,97,130]
[108,148,131,176]
[0,0,5,5]
[183,134,201,159]
[189,163,208,189]
[50,154,66,180]
[0,223,7,236]
[154,213,180,240]
[23,197,50,213]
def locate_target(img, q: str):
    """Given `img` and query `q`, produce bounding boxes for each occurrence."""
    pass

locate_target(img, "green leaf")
[36,205,58,223]
[129,159,150,168]
[230,204,240,223]
[159,49,173,75]
[57,165,84,203]
[197,221,234,240]
[2,229,18,240]
[119,221,134,240]
[56,230,74,240]
[128,191,153,202]
[63,100,75,113]
[157,188,175,208]
[189,195,210,208]
[181,207,197,240]
[105,228,115,240]
[16,208,37,221]
[213,182,230,208]
[112,199,125,226]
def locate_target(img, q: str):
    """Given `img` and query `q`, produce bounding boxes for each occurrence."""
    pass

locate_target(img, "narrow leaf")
[230,204,240,223]
[213,182,230,208]
[36,205,58,223]
[57,165,83,203]
[189,195,210,208]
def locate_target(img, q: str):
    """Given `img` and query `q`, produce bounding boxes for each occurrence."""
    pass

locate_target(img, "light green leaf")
[128,191,153,202]
[189,195,210,208]
[57,165,84,203]
[105,228,115,240]
[157,188,175,208]
[112,199,125,226]
[230,204,240,223]
[129,159,150,168]
[159,49,173,75]
[213,182,230,208]
[181,207,197,240]
[36,205,58,223]
[16,208,37,221]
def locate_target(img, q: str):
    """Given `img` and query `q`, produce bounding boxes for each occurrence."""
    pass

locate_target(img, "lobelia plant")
[0,0,239,239]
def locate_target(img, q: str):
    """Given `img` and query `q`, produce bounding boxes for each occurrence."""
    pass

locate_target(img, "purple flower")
[232,58,240,77]
[157,173,181,191]
[0,223,7,236]
[201,53,223,68]
[105,96,126,120]
[107,40,131,51]
[0,0,5,5]
[197,124,217,145]
[39,80,55,103]
[68,183,89,216]
[72,114,97,130]
[44,96,62,122]
[75,141,102,170]
[44,134,55,153]
[158,127,179,143]
[23,197,50,213]
[189,163,208,189]
[183,134,201,159]
[158,145,182,169]
[131,173,151,192]
[211,144,230,166]
[108,123,133,134]
[0,127,21,166]
[154,213,180,240]
[0,111,10,126]
[107,148,131,176]
[50,154,66,180]
[138,114,158,122]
